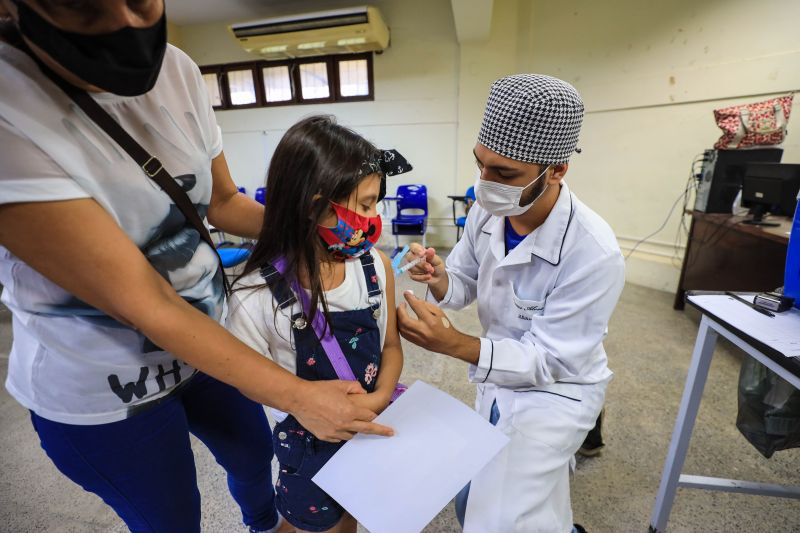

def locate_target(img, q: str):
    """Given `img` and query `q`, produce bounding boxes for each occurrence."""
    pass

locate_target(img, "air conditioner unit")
[229,6,390,60]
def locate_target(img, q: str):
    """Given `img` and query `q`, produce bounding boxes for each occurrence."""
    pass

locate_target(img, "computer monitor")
[694,148,783,213]
[741,163,800,226]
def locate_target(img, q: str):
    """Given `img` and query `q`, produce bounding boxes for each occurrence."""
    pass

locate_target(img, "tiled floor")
[0,273,798,532]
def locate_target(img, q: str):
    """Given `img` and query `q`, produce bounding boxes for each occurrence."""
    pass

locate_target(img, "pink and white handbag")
[713,94,793,150]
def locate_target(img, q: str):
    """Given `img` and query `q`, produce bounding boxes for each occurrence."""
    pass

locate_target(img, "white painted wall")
[516,0,800,292]
[174,0,800,291]
[166,21,183,49]
[452,0,800,292]
[454,0,521,190]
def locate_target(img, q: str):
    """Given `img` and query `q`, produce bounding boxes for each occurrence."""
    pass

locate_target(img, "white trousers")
[463,379,609,533]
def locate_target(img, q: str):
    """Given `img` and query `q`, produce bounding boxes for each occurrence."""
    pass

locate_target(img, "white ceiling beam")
[451,0,494,43]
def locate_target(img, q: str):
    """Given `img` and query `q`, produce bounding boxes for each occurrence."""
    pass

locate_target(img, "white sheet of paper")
[312,381,509,533]
[688,294,800,358]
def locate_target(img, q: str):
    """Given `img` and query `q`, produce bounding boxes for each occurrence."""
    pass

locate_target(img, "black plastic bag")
[736,358,800,458]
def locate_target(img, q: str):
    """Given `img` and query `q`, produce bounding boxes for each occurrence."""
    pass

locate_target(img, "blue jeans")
[30,372,278,533]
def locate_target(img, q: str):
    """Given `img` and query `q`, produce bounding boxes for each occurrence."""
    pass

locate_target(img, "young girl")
[227,115,407,533]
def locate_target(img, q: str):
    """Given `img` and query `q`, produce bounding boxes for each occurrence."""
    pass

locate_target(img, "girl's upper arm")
[376,249,401,345]
[0,197,180,326]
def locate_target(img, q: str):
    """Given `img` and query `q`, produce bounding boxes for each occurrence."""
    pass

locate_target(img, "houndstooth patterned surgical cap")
[478,74,584,164]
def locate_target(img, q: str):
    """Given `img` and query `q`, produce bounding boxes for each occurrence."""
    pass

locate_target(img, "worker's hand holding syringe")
[396,243,449,302]
[395,243,481,363]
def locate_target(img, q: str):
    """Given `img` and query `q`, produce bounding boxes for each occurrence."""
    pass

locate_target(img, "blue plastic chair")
[448,186,476,242]
[217,247,251,268]
[391,184,428,252]
[237,186,247,195]
[255,187,266,205]
[211,227,253,269]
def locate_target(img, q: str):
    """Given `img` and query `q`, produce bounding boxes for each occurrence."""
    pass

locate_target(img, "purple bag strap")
[272,257,357,382]
[272,257,406,402]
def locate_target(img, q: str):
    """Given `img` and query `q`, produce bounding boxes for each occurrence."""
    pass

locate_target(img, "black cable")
[673,153,725,268]
[675,151,751,271]
[625,179,694,261]
[672,165,700,267]
[683,213,739,271]
[626,155,705,262]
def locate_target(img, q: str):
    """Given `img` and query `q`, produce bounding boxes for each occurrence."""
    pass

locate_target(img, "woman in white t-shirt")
[0,2,391,532]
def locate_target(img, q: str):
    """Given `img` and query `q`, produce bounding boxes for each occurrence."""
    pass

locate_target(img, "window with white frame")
[262,65,293,103]
[200,53,374,110]
[227,68,258,106]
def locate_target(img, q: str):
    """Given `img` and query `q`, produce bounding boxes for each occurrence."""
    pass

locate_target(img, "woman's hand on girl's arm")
[0,198,392,441]
[207,151,264,240]
[292,380,393,440]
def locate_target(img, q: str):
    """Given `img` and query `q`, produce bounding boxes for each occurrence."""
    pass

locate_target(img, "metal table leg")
[649,315,719,532]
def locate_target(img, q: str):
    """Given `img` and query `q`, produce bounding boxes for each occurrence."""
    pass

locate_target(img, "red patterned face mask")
[317,202,382,260]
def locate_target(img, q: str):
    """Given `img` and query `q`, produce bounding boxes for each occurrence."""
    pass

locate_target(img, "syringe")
[395,256,425,274]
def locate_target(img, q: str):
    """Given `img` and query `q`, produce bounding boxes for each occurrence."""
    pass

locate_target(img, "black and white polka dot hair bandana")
[358,149,413,200]
[478,74,584,165]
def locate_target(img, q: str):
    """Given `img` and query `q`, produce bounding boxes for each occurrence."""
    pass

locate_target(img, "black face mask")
[15,2,167,96]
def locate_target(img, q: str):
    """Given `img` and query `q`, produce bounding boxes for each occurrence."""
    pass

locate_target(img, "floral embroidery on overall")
[348,327,364,350]
[364,362,378,385]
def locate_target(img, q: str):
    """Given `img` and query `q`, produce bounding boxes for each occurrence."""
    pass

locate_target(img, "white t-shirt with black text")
[0,43,224,424]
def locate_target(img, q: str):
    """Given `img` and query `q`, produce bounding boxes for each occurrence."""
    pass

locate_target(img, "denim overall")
[260,254,383,532]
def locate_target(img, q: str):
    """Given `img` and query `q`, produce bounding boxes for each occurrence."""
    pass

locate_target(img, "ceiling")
[165,0,377,26]
[165,0,494,43]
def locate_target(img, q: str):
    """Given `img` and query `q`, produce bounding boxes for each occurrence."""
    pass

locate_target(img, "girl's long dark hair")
[235,115,380,328]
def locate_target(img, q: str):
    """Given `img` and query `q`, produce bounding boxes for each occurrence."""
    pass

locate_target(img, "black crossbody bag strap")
[25,48,230,294]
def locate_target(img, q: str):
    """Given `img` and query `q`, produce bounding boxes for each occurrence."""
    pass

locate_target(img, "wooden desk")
[673,211,791,310]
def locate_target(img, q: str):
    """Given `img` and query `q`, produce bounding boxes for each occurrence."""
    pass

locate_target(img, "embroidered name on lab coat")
[512,294,544,320]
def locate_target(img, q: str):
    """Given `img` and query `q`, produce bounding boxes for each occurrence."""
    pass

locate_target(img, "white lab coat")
[432,183,625,532]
